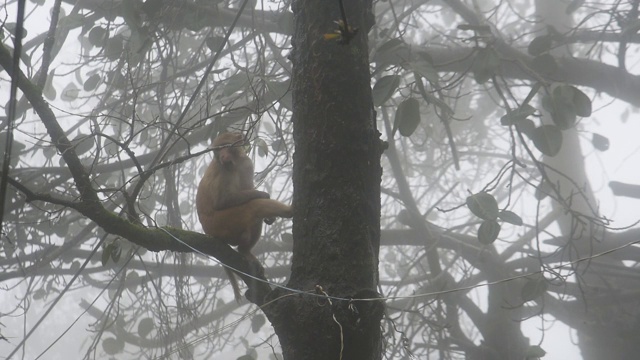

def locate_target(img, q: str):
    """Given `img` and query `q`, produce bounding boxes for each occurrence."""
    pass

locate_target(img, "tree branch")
[0,41,271,305]
[374,43,640,107]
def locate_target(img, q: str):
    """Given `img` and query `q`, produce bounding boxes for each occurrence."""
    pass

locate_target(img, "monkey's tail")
[225,267,243,303]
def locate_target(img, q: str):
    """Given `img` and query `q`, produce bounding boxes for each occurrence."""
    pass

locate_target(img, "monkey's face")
[212,132,246,168]
[215,147,240,167]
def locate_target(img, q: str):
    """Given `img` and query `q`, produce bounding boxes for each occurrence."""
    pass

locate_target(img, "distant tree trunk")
[535,0,597,236]
[535,2,640,359]
[261,0,384,359]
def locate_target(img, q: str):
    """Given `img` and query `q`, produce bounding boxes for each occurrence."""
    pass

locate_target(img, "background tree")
[1,0,639,359]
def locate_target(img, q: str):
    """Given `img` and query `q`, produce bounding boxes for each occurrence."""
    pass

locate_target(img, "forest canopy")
[1,0,640,359]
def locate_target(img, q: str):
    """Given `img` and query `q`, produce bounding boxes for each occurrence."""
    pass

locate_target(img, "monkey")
[196,132,292,301]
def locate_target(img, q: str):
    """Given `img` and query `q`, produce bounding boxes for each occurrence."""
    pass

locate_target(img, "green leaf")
[256,138,268,157]
[544,85,591,129]
[384,251,397,263]
[592,133,609,151]
[104,35,124,61]
[525,345,547,358]
[528,35,553,56]
[544,96,576,130]
[121,0,141,27]
[223,73,250,96]
[500,104,536,126]
[141,0,163,15]
[110,242,121,263]
[409,58,439,83]
[72,133,94,156]
[498,210,523,226]
[127,28,150,61]
[529,125,563,156]
[84,74,101,91]
[216,107,251,124]
[266,80,290,99]
[397,209,413,227]
[266,80,292,110]
[478,220,501,244]
[70,261,80,272]
[61,82,79,101]
[570,86,592,117]
[271,138,285,152]
[372,75,400,106]
[472,47,500,84]
[375,39,410,65]
[42,146,58,160]
[251,314,266,333]
[138,318,154,338]
[521,276,548,302]
[126,271,140,292]
[54,221,69,237]
[205,36,226,52]
[535,180,552,200]
[377,38,404,53]
[33,289,46,300]
[88,26,107,46]
[622,18,640,35]
[466,192,499,220]
[44,71,57,100]
[281,233,293,243]
[5,23,28,39]
[184,11,210,32]
[421,92,454,117]
[515,118,535,136]
[102,244,112,266]
[5,97,31,119]
[102,337,124,355]
[393,98,421,137]
[59,13,86,29]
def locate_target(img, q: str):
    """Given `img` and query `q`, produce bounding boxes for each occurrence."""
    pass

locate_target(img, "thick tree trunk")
[262,0,384,359]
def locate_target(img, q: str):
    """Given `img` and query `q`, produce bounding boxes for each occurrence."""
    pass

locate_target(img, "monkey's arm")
[206,198,293,244]
[215,189,270,210]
